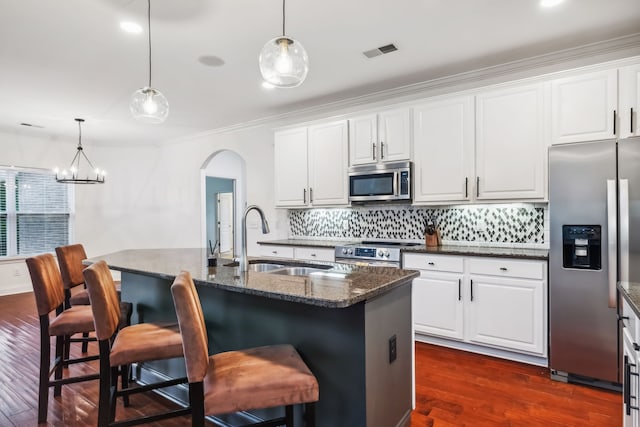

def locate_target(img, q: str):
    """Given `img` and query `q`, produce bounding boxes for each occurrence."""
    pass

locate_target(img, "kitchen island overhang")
[86,248,418,427]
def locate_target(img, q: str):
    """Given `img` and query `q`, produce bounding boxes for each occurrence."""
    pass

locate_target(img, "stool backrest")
[83,260,121,340]
[26,253,66,316]
[171,271,209,383]
[55,244,88,290]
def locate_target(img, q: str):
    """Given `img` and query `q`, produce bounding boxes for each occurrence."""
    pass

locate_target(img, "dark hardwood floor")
[0,291,622,426]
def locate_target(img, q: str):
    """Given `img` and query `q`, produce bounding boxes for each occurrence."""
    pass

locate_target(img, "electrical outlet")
[388,335,397,363]
[342,220,349,230]
[477,219,487,232]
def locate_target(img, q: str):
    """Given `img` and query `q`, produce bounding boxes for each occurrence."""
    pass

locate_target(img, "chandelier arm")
[148,0,152,88]
[79,150,97,172]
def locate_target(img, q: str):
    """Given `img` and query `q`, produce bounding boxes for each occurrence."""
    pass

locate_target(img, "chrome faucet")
[241,205,270,271]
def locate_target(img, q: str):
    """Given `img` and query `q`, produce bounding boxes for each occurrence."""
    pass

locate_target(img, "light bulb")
[143,92,158,115]
[274,40,293,74]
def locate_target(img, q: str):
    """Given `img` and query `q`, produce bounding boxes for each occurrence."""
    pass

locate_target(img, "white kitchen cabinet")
[308,121,349,206]
[349,108,411,166]
[258,244,334,262]
[623,298,640,426]
[475,83,546,200]
[274,120,349,208]
[274,127,308,207]
[405,252,547,361]
[413,96,474,203]
[259,244,295,259]
[551,69,617,144]
[620,64,640,139]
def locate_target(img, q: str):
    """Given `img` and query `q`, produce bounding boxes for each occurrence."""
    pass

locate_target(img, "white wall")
[0,123,285,294]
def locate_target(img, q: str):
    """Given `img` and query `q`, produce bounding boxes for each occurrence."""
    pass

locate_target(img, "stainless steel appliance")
[549,137,640,388]
[348,161,412,203]
[334,240,421,267]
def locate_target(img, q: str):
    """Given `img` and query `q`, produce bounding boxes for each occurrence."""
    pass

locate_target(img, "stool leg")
[63,334,70,367]
[110,366,118,422]
[54,335,64,396]
[38,317,50,423]
[121,364,130,407]
[81,332,89,353]
[304,402,316,427]
[285,405,294,427]
[189,382,205,427]
[97,341,111,427]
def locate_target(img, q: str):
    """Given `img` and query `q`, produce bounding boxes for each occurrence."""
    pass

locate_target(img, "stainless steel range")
[334,241,421,268]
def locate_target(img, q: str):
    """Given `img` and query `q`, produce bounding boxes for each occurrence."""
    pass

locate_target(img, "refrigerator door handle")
[620,179,630,283]
[607,179,617,308]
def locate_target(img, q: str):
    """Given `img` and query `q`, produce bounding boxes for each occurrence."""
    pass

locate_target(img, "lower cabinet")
[404,253,547,363]
[623,299,640,427]
[258,244,334,262]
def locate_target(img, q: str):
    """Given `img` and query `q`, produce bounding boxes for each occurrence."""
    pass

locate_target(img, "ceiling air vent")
[363,43,398,59]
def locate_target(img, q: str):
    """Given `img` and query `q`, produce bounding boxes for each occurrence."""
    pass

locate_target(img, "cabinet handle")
[310,188,313,203]
[619,314,630,323]
[476,177,480,198]
[614,110,617,135]
[458,279,461,301]
[626,355,631,415]
[470,279,474,302]
[303,188,306,204]
[381,141,385,159]
[311,253,316,257]
[428,262,435,266]
[499,267,508,271]
[372,143,377,161]
[465,177,468,198]
[632,108,635,134]
[272,251,278,254]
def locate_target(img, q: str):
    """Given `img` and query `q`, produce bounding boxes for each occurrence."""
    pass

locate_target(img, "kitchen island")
[86,248,419,427]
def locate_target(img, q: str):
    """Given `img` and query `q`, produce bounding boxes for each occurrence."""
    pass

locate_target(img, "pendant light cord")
[282,0,286,37]
[147,0,152,88]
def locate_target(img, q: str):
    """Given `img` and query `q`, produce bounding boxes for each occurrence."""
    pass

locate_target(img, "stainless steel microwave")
[348,161,412,203]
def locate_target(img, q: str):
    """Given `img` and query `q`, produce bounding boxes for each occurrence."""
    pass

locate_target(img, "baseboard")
[415,333,548,367]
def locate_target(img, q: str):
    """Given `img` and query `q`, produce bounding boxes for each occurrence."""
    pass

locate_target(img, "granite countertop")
[619,281,640,317]
[86,248,418,309]
[259,239,548,260]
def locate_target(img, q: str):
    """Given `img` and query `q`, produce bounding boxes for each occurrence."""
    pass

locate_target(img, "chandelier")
[55,118,105,184]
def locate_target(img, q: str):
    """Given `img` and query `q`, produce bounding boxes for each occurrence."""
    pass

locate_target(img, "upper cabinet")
[620,64,640,139]
[274,120,349,208]
[413,82,547,204]
[413,96,475,203]
[349,108,411,166]
[475,83,546,200]
[551,69,617,144]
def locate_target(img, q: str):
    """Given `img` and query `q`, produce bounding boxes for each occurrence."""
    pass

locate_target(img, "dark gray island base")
[87,249,419,427]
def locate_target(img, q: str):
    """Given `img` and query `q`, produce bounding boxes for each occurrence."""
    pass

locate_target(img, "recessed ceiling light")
[262,81,275,89]
[120,21,143,34]
[540,0,564,8]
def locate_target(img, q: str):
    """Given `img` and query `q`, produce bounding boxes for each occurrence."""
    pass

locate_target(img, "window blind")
[0,167,72,257]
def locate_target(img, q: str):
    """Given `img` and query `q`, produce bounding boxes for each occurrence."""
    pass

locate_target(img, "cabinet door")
[620,64,640,139]
[308,120,349,206]
[466,275,545,355]
[274,127,309,207]
[623,327,639,427]
[551,69,617,144]
[475,83,546,200]
[258,245,294,259]
[378,108,411,162]
[413,273,464,340]
[349,114,377,166]
[413,96,474,203]
[294,247,334,262]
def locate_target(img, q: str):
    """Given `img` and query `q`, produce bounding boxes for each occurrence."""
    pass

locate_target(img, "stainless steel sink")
[248,263,286,272]
[268,267,327,276]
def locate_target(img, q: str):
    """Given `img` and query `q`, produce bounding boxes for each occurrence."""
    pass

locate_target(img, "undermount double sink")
[247,262,332,276]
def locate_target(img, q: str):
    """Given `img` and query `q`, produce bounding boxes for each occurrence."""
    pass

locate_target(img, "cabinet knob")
[427,262,435,266]
[499,267,508,271]
[311,253,316,257]
[272,251,277,254]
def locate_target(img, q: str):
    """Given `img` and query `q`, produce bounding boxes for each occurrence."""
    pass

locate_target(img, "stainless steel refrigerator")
[549,137,640,388]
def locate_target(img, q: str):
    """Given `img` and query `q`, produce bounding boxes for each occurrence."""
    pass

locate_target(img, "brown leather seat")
[83,260,188,427]
[25,253,100,424]
[55,244,131,354]
[171,271,319,427]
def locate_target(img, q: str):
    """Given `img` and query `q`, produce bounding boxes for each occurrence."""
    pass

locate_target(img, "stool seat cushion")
[69,288,90,306]
[49,305,95,337]
[110,322,183,367]
[203,344,319,415]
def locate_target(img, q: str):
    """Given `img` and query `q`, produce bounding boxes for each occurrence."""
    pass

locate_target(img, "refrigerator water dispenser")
[562,225,601,270]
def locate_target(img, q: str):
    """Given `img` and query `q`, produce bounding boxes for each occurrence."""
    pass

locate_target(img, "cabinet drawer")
[403,253,464,273]
[468,258,544,280]
[259,245,294,259]
[294,247,334,262]
[622,299,638,343]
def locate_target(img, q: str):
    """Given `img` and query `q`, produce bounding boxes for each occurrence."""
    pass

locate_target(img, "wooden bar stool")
[25,253,100,424]
[83,260,188,427]
[171,271,319,427]
[56,244,132,355]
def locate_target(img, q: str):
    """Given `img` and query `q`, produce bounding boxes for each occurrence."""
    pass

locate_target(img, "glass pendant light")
[258,0,309,88]
[130,0,169,124]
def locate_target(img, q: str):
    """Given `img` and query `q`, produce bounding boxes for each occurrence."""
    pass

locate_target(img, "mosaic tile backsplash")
[288,204,545,245]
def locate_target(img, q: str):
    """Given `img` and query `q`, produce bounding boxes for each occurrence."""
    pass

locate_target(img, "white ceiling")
[1,0,639,146]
